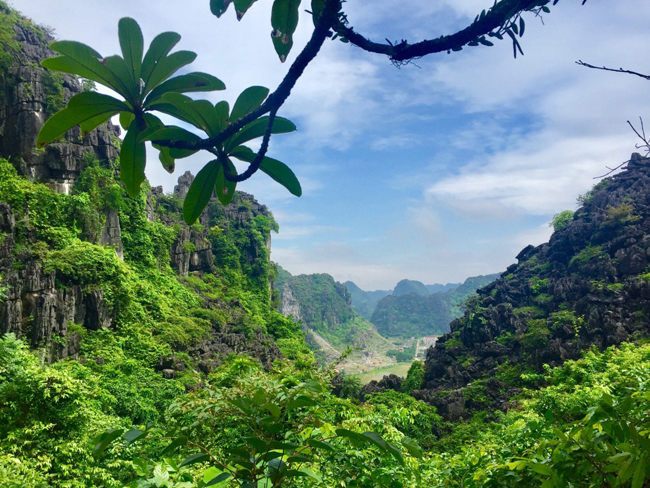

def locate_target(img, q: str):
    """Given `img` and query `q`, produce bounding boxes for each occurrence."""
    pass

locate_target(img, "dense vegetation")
[370,275,499,338]
[3,3,650,487]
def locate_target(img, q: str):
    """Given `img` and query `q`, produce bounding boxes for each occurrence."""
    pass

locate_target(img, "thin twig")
[576,60,650,81]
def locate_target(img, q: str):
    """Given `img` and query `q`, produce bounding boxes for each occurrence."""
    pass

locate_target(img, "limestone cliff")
[415,153,650,419]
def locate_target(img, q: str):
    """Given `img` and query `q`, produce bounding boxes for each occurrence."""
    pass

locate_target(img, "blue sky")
[17,0,650,290]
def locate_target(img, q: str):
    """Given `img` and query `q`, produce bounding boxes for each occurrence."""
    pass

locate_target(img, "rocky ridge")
[415,154,650,419]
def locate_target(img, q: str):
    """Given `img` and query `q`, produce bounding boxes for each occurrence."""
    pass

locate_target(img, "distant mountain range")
[346,274,500,338]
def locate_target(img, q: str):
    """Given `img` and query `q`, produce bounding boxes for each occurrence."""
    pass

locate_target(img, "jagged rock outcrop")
[416,153,650,419]
[0,202,112,362]
[0,18,120,194]
[359,374,403,398]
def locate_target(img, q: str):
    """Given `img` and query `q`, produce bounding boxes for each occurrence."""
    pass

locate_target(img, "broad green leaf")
[216,158,237,206]
[307,439,334,451]
[261,402,281,418]
[160,436,188,457]
[271,0,300,38]
[361,432,388,451]
[401,437,423,459]
[210,0,233,17]
[233,0,258,20]
[160,93,221,136]
[246,437,272,454]
[120,119,147,198]
[224,116,296,152]
[79,112,113,136]
[120,112,135,131]
[145,72,225,105]
[183,159,221,224]
[271,0,300,61]
[286,395,316,411]
[45,41,132,98]
[179,453,210,468]
[118,17,144,83]
[286,455,312,463]
[123,428,147,446]
[271,34,293,63]
[205,470,231,486]
[37,92,128,146]
[230,86,269,122]
[215,101,230,132]
[103,55,139,102]
[229,145,302,197]
[311,0,324,26]
[619,456,636,483]
[529,463,554,477]
[384,442,405,466]
[632,458,646,488]
[92,428,124,457]
[141,31,181,86]
[139,126,202,144]
[155,145,176,173]
[144,50,197,94]
[296,468,321,482]
[335,429,372,445]
[133,457,149,477]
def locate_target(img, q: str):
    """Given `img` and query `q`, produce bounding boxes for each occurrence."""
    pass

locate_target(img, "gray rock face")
[0,22,120,193]
[280,282,302,322]
[99,209,124,259]
[174,171,194,200]
[0,203,112,362]
[418,153,650,420]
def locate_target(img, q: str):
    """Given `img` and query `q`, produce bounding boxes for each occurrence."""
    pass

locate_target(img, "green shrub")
[549,210,574,230]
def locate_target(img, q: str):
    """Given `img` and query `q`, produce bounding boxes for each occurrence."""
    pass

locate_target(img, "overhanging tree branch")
[334,0,579,63]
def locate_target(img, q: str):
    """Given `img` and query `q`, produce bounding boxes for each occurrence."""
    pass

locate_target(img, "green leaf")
[210,0,233,17]
[160,436,188,457]
[141,31,181,87]
[311,0,325,26]
[79,112,114,137]
[336,428,373,445]
[92,428,124,457]
[179,453,210,468]
[133,457,149,477]
[145,72,225,106]
[529,463,554,477]
[215,101,230,132]
[120,111,135,131]
[271,0,301,37]
[233,0,258,20]
[205,471,231,486]
[307,439,334,451]
[286,395,317,411]
[230,86,269,122]
[37,92,128,146]
[297,468,321,482]
[120,119,147,198]
[225,116,296,152]
[161,93,221,137]
[271,0,301,61]
[103,55,139,102]
[123,428,147,447]
[262,402,281,418]
[216,158,237,206]
[139,126,201,144]
[361,432,388,451]
[183,159,221,224]
[118,17,144,83]
[271,34,293,63]
[144,50,197,94]
[632,457,646,488]
[44,41,132,98]
[155,145,176,173]
[401,437,422,459]
[230,145,301,196]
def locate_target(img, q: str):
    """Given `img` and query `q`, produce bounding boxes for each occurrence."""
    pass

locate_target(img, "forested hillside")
[370,274,499,338]
[3,3,650,488]
[275,270,391,365]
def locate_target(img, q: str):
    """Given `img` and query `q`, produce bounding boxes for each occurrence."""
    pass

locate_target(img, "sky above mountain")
[17,0,650,289]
